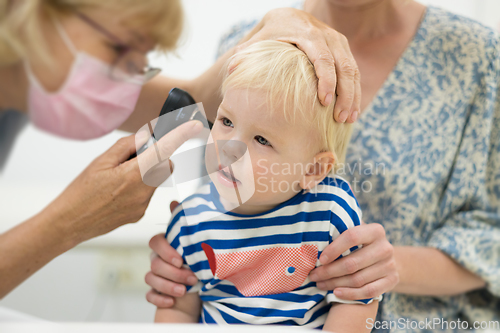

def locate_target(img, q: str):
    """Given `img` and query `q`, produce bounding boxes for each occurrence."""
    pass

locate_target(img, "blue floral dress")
[216,5,500,332]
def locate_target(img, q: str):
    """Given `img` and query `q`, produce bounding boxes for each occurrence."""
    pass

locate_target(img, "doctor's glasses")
[74,11,161,83]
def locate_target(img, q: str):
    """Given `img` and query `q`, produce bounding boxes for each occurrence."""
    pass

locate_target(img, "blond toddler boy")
[155,41,381,331]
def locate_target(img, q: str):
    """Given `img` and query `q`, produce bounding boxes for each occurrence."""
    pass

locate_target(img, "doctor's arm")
[0,122,202,300]
[119,7,361,133]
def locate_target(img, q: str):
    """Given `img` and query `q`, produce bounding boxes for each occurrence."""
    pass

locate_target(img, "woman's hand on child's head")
[145,225,199,308]
[231,7,360,123]
[309,223,399,300]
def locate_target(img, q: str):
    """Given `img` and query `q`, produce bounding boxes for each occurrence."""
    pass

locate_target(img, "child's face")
[205,88,328,214]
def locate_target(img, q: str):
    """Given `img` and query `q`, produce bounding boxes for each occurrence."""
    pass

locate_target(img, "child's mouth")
[217,164,241,188]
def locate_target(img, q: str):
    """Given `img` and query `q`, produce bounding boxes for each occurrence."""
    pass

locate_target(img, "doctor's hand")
[0,121,203,300]
[48,120,204,244]
[309,222,399,300]
[234,7,360,123]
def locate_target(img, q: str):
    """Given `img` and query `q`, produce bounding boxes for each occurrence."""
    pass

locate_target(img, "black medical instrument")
[129,88,212,159]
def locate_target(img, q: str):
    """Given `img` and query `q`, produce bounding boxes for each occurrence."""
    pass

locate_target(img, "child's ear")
[299,152,336,190]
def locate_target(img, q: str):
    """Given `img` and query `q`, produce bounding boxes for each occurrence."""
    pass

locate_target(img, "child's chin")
[209,173,257,204]
[213,182,241,202]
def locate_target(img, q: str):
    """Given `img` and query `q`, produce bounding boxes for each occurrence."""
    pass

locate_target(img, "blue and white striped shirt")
[165,176,381,328]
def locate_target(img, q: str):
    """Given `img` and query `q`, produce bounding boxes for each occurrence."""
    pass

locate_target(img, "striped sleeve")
[164,205,203,293]
[325,178,383,305]
[165,205,186,256]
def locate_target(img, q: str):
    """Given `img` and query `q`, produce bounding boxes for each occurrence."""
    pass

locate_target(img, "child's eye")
[255,135,271,147]
[221,117,234,128]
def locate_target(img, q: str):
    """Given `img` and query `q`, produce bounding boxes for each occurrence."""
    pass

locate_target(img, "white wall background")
[1,0,499,323]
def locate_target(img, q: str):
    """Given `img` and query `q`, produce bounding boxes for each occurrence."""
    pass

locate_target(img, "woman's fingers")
[146,234,198,301]
[308,223,399,300]
[145,271,185,298]
[150,254,197,286]
[149,234,183,268]
[233,8,360,113]
[293,36,338,108]
[315,257,396,291]
[348,66,362,123]
[319,223,386,265]
[333,271,400,301]
[235,32,338,104]
[331,48,356,122]
[335,33,361,123]
[308,223,398,299]
[311,239,392,282]
[146,289,174,308]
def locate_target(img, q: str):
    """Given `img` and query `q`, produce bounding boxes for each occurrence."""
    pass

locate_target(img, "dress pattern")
[216,5,500,332]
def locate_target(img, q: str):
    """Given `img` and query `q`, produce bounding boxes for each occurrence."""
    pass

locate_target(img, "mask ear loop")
[23,14,80,94]
[51,14,78,56]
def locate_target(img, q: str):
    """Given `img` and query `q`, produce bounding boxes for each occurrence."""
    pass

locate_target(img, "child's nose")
[219,140,247,165]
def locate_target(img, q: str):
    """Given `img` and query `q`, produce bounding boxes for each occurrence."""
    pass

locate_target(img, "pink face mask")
[25,17,145,140]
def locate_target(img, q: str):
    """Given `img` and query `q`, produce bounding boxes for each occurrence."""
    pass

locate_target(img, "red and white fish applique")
[201,243,318,297]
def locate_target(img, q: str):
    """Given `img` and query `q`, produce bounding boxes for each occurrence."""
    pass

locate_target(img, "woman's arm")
[154,293,201,323]
[308,229,486,300]
[0,122,202,299]
[120,7,361,133]
[308,224,486,300]
[392,246,486,296]
[323,301,378,333]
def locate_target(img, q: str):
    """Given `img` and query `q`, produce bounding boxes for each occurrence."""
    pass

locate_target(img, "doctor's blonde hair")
[0,0,183,66]
[222,40,352,173]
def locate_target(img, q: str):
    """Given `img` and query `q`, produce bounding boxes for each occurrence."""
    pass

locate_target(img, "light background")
[1,0,499,323]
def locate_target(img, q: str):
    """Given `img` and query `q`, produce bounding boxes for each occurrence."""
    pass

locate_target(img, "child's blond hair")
[222,40,352,173]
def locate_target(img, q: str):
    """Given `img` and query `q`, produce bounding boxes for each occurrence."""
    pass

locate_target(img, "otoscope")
[129,88,212,159]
